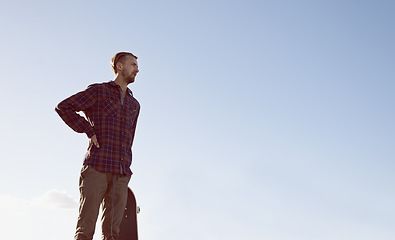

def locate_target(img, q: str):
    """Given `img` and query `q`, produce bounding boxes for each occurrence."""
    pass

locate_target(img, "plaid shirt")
[55,81,140,176]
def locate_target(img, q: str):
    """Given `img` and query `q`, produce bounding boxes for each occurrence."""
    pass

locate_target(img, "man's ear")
[116,61,123,72]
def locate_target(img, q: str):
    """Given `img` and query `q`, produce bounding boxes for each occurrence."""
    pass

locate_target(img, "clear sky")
[0,0,394,239]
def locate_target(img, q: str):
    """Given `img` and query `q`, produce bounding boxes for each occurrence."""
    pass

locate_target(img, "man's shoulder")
[85,81,116,94]
[87,81,113,89]
[129,93,140,111]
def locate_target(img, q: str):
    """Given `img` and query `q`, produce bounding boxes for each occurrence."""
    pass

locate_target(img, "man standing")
[55,52,140,240]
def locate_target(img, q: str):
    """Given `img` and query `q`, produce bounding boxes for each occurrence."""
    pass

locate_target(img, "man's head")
[111,52,139,83]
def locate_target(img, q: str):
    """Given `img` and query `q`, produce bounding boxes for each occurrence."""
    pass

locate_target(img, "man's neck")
[114,76,128,93]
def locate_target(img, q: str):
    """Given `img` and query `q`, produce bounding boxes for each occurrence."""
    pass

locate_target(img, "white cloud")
[30,189,78,209]
[0,189,78,210]
[0,190,78,240]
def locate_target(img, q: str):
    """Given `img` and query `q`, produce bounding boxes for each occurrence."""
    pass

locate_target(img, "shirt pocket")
[101,98,119,117]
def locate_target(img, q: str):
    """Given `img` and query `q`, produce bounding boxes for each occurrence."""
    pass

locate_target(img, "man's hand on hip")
[88,135,100,149]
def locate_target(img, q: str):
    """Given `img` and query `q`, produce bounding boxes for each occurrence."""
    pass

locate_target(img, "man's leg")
[101,175,131,240]
[75,165,109,240]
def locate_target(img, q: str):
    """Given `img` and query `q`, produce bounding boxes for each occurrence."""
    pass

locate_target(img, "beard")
[122,69,137,84]
[127,75,136,84]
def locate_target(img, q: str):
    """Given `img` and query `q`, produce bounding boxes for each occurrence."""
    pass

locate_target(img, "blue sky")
[0,0,394,239]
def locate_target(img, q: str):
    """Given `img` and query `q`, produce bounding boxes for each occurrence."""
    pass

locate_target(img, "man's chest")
[95,85,138,120]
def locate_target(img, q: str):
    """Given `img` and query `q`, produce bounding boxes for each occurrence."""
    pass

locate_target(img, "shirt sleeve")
[55,84,97,138]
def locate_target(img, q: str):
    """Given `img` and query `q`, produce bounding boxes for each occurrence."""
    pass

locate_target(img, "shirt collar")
[109,80,133,96]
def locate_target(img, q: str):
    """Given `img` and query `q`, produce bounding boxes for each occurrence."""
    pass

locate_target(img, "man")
[55,52,140,240]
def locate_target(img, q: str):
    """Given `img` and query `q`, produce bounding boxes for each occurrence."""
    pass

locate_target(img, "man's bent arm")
[55,85,97,138]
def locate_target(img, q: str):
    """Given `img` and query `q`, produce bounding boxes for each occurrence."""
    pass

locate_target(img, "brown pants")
[75,165,131,240]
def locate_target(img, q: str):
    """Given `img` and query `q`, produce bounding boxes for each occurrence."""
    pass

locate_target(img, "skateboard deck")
[119,188,139,240]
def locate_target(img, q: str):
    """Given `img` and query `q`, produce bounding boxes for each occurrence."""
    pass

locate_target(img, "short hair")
[111,52,138,73]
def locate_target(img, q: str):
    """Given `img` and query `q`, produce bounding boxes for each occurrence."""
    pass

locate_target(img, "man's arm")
[55,84,97,138]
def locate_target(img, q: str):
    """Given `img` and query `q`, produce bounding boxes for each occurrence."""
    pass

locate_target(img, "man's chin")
[127,76,136,84]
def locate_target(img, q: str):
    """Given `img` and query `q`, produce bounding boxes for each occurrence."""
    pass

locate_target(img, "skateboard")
[119,188,140,240]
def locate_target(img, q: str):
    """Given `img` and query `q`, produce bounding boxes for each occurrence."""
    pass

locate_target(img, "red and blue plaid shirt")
[55,81,140,176]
